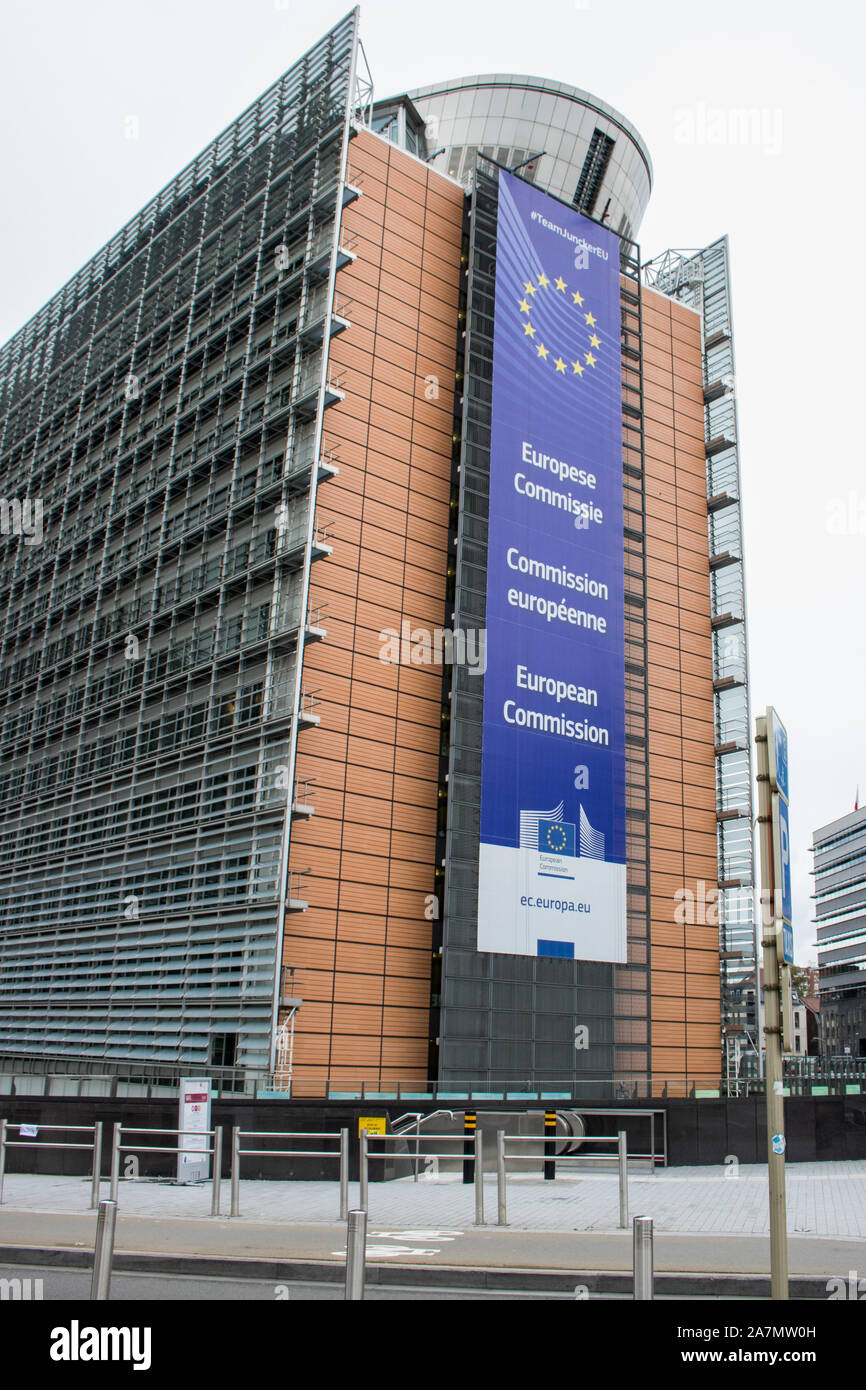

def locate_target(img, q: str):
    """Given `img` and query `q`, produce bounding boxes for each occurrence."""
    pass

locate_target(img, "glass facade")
[0,13,360,1068]
[812,808,866,1057]
[642,241,758,1066]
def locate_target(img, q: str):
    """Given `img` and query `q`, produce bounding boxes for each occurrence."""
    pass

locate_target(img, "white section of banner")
[476,842,626,962]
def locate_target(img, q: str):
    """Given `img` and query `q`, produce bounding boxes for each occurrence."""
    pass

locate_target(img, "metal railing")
[543,1107,666,1167]
[3,1056,863,1101]
[360,1128,486,1225]
[389,1110,456,1177]
[230,1126,348,1219]
[109,1123,222,1215]
[495,1128,643,1228]
[0,1118,103,1208]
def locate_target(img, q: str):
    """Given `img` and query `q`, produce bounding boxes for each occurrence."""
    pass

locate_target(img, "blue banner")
[476,170,626,962]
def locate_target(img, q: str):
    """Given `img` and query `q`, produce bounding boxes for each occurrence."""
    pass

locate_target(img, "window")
[210,1033,237,1068]
[238,682,263,726]
[223,614,243,652]
[215,693,236,733]
[573,129,616,216]
[188,700,209,742]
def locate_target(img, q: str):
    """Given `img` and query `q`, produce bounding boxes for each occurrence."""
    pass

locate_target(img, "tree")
[790,964,817,999]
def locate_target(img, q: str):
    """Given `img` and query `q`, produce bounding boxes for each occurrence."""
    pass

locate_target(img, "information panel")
[177,1077,211,1183]
[477,170,626,962]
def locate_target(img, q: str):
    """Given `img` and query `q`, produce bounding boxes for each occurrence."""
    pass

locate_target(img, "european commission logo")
[520,803,605,861]
[517,271,603,383]
[538,820,576,856]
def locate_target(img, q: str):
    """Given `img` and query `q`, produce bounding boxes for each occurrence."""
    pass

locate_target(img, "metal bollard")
[474,1129,484,1225]
[463,1111,476,1184]
[211,1126,222,1216]
[345,1208,367,1300]
[90,1120,103,1210]
[618,1129,628,1229]
[339,1127,349,1220]
[359,1129,368,1213]
[90,1198,118,1301]
[543,1109,556,1180]
[0,1118,7,1206]
[496,1129,507,1226]
[230,1126,241,1217]
[109,1122,121,1204]
[633,1215,653,1300]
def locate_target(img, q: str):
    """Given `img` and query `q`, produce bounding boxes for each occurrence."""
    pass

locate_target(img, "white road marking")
[331,1245,441,1258]
[372,1230,463,1240]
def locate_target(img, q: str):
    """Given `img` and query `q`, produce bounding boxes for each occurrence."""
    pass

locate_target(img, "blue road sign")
[772,792,793,950]
[767,707,789,802]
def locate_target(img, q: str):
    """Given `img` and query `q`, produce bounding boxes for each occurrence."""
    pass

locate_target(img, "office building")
[812,807,866,1058]
[0,10,755,1094]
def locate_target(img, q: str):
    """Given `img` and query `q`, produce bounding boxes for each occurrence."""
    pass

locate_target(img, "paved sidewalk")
[0,1162,863,1290]
[1,1161,865,1238]
[0,1209,861,1287]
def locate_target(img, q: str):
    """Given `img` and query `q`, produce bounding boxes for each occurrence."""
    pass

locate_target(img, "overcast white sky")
[2,0,864,964]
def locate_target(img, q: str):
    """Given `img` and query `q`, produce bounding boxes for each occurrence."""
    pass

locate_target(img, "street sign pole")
[755,711,789,1300]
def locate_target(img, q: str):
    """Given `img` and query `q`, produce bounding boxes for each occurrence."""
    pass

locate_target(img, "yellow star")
[536,342,550,359]
[584,351,597,367]
[554,276,567,292]
[589,333,601,349]
[584,311,597,327]
[519,298,531,313]
[524,281,537,296]
[523,321,536,337]
[554,357,567,373]
[537,272,550,289]
[572,359,584,376]
[572,290,584,306]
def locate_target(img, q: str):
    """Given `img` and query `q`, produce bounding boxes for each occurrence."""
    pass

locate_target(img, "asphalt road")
[0,1263,787,1301]
[0,1263,585,1300]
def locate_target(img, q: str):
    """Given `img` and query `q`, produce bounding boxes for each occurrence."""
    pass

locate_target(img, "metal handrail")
[495,1128,636,1228]
[3,1141,94,1148]
[502,1133,657,1163]
[239,1148,336,1157]
[230,1125,348,1220]
[389,1111,455,1181]
[358,1127,485,1225]
[236,1129,343,1138]
[109,1122,223,1215]
[0,1118,103,1209]
[112,1126,218,1135]
[365,1132,469,1147]
[5,1055,861,1100]
[3,1122,96,1130]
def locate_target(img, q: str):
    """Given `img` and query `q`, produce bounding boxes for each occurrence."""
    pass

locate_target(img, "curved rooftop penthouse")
[402,73,653,240]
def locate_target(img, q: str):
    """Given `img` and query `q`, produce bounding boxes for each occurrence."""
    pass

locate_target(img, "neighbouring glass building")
[642,244,758,1068]
[0,9,756,1095]
[812,807,866,1058]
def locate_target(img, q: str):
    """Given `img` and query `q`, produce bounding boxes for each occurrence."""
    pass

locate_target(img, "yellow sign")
[358,1117,387,1137]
